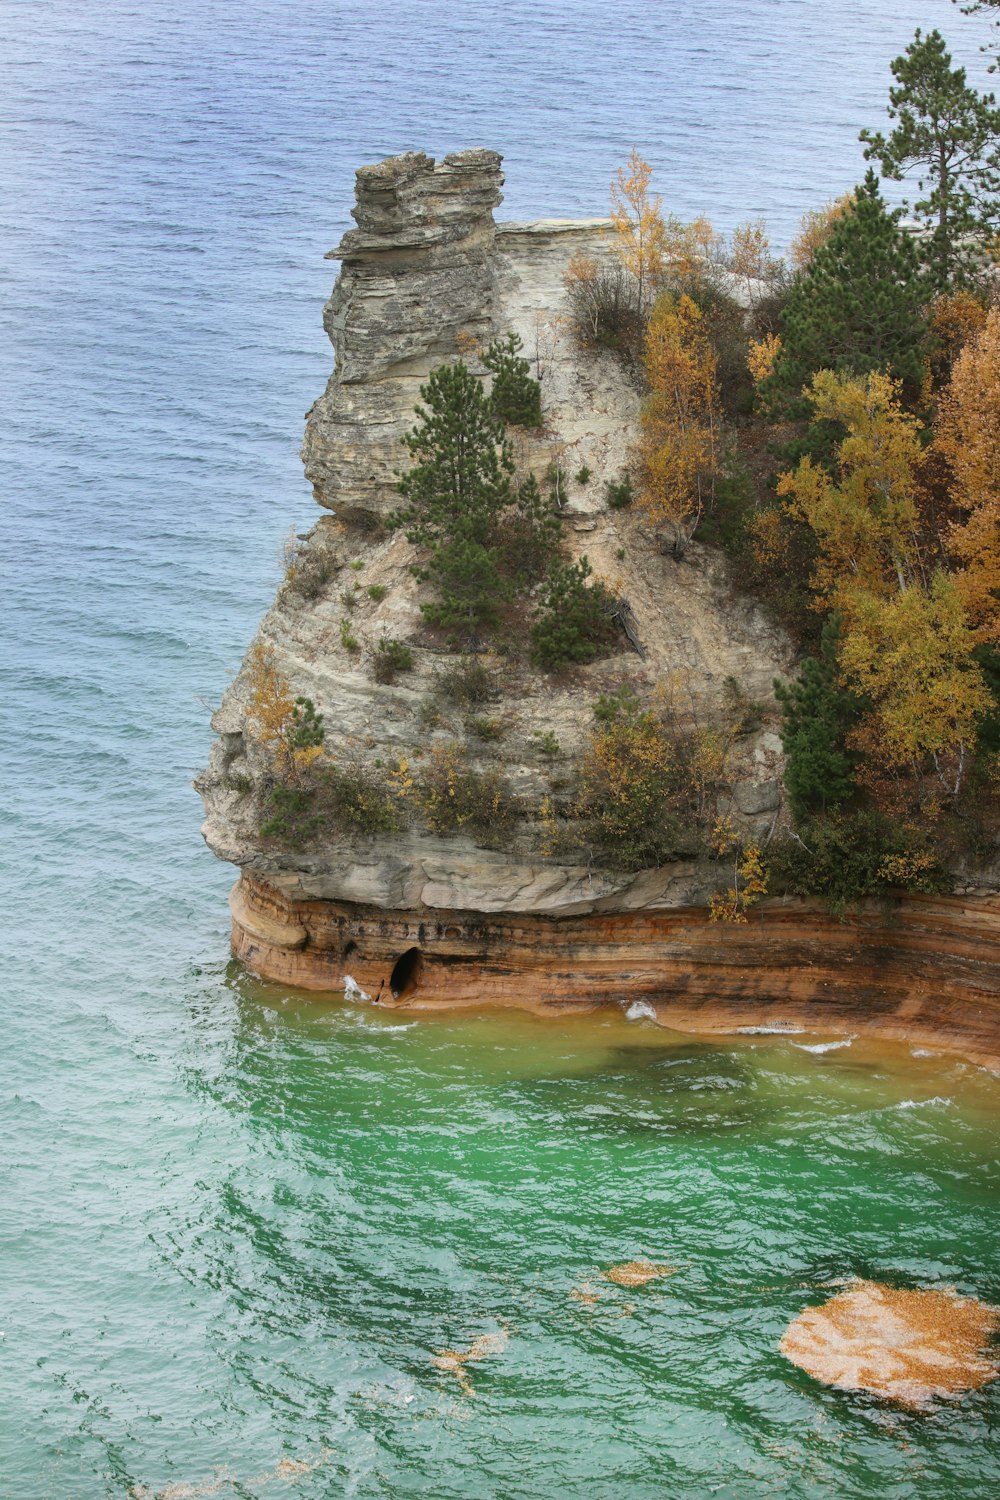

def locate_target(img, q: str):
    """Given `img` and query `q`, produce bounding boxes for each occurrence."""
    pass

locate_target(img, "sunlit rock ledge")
[198,149,1000,1061]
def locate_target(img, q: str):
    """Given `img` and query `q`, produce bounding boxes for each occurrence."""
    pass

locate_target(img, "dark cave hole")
[390,946,422,999]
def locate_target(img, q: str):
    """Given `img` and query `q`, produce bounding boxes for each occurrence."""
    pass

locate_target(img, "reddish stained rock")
[230,874,1000,1069]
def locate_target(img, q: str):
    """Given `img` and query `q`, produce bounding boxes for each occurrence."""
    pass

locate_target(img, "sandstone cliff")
[199,150,793,909]
[196,150,1000,1063]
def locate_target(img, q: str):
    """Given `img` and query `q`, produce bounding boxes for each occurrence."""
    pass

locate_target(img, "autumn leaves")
[603,137,1000,836]
[779,369,993,797]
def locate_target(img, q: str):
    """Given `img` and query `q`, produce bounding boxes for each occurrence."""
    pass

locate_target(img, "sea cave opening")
[390,946,422,999]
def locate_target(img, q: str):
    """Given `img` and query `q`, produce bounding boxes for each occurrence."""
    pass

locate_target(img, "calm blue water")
[3,3,1000,1496]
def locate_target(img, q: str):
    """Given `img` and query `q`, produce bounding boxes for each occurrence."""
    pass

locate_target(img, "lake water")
[2,2,1000,1495]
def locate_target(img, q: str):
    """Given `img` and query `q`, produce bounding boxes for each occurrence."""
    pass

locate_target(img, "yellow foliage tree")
[748,332,781,386]
[576,711,683,869]
[789,194,854,270]
[928,290,989,385]
[610,148,666,316]
[245,642,296,767]
[839,572,990,792]
[727,219,782,316]
[243,642,323,780]
[639,293,720,553]
[776,370,925,608]
[709,816,769,923]
[936,306,1000,643]
[662,213,721,289]
[780,370,988,792]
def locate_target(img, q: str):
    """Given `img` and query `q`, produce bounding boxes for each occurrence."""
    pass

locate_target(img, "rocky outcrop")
[302,150,505,526]
[198,150,1000,1064]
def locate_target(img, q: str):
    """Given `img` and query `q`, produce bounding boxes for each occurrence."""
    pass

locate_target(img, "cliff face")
[197,150,1000,1064]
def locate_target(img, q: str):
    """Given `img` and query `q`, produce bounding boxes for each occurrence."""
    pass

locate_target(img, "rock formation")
[197,150,1000,1064]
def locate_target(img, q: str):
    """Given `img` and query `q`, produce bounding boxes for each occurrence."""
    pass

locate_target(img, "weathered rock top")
[329,149,505,258]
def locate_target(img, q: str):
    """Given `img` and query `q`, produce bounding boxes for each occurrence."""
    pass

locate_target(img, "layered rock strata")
[199,150,1000,1064]
[230,873,1000,1067]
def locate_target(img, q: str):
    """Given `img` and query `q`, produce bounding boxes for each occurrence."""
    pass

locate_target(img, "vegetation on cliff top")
[562,20,1000,905]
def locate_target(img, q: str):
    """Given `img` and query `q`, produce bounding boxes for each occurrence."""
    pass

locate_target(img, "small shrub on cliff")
[563,252,644,357]
[260,785,323,849]
[466,714,504,742]
[721,676,764,736]
[575,707,690,870]
[605,475,634,511]
[327,761,404,836]
[416,743,517,842]
[593,683,643,725]
[768,810,943,914]
[371,636,414,685]
[281,530,337,602]
[434,654,500,706]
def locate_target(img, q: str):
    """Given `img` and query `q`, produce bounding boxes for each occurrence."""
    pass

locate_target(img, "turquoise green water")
[8,972,998,1499]
[5,2,1000,1493]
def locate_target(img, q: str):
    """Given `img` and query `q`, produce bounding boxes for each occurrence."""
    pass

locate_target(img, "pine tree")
[861,29,1000,289]
[500,473,562,589]
[391,362,515,634]
[530,556,616,670]
[774,619,860,820]
[766,172,930,412]
[483,332,542,427]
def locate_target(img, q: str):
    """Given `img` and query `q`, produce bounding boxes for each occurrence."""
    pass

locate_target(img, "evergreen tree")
[767,172,930,413]
[530,556,617,670]
[483,332,543,427]
[391,362,514,634]
[861,29,1000,289]
[500,473,562,589]
[774,618,860,821]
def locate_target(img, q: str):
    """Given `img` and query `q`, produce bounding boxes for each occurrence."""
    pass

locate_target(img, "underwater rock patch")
[780,1279,999,1407]
[570,1283,601,1305]
[431,1326,510,1394]
[603,1260,676,1287]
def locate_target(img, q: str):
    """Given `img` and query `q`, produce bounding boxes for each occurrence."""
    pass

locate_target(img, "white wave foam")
[735,1024,805,1035]
[343,975,372,1004]
[896,1095,952,1111]
[794,1036,856,1054]
[625,1000,658,1022]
